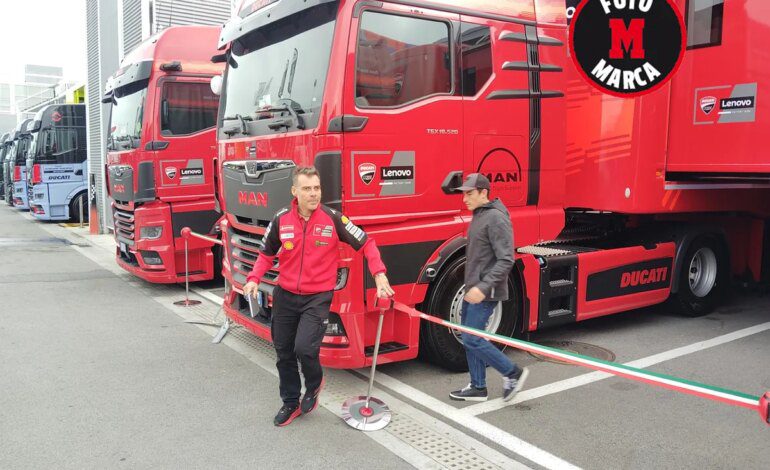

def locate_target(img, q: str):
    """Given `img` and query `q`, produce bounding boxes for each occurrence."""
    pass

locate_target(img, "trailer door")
[667,0,769,175]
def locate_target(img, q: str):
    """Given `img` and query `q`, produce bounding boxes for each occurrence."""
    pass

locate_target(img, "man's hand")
[374,273,395,298]
[243,281,259,299]
[464,286,486,304]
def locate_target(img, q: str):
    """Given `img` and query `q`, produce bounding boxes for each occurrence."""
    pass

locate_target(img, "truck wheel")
[418,255,521,371]
[673,236,728,317]
[69,192,89,223]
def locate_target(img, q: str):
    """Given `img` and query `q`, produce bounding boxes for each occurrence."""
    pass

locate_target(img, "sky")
[0,0,86,84]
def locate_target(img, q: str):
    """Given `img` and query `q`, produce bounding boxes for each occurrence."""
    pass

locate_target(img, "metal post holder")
[341,297,393,431]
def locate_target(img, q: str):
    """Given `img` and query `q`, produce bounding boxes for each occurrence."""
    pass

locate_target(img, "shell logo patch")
[283,241,295,250]
[341,215,350,224]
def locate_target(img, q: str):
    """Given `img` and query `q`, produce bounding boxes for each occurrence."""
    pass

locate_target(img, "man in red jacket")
[243,166,394,427]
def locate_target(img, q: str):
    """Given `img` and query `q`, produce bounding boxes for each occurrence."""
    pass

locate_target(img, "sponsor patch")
[345,221,365,242]
[280,225,294,232]
[283,241,295,250]
[280,232,294,240]
[341,216,350,224]
[313,224,333,238]
[315,240,329,247]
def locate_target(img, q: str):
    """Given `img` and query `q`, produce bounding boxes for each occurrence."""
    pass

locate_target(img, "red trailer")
[215,0,770,370]
[104,26,224,283]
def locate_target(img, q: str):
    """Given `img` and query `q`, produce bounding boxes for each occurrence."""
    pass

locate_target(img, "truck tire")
[672,235,728,317]
[69,192,89,223]
[418,255,521,371]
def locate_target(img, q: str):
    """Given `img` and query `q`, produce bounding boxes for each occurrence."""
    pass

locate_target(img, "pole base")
[341,396,391,431]
[174,299,202,307]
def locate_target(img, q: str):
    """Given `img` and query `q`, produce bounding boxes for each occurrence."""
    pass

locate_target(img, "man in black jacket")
[449,173,529,402]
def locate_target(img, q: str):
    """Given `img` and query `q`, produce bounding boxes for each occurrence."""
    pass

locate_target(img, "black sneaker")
[274,403,301,427]
[301,377,325,414]
[449,384,488,401]
[502,367,529,402]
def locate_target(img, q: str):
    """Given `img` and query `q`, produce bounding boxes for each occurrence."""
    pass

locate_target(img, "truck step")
[548,308,573,318]
[549,279,574,288]
[364,341,408,357]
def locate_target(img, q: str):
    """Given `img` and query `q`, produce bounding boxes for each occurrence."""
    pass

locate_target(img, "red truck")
[104,26,224,283]
[214,0,770,370]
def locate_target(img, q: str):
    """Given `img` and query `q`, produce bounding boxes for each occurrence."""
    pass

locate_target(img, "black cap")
[456,173,490,191]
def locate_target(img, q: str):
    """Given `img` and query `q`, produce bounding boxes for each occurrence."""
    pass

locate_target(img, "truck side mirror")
[210,75,223,96]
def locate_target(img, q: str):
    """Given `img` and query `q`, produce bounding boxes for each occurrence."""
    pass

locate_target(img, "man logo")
[165,167,177,179]
[358,163,376,185]
[700,96,716,115]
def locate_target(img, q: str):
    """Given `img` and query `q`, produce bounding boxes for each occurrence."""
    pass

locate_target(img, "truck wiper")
[262,100,306,131]
[222,114,253,136]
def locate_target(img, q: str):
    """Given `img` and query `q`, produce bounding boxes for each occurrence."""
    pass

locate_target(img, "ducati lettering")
[620,267,668,287]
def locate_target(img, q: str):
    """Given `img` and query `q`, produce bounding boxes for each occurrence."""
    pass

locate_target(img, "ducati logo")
[700,96,716,115]
[358,163,376,185]
[165,167,177,179]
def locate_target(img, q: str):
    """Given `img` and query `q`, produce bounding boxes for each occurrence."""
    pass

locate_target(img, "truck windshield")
[15,137,31,165]
[108,80,148,151]
[221,1,338,137]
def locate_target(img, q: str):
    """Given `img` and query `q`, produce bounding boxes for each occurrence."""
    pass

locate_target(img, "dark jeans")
[461,300,517,389]
[271,286,333,405]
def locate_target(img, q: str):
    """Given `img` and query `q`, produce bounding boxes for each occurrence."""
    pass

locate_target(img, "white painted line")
[190,286,226,306]
[464,321,770,416]
[373,371,579,470]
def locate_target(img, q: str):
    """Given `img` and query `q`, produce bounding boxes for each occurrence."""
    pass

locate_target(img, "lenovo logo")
[238,191,268,207]
[620,267,667,288]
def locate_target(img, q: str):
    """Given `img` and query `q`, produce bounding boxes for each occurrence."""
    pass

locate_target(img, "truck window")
[160,82,218,136]
[108,80,147,151]
[39,128,83,164]
[686,0,723,49]
[356,11,452,108]
[460,24,492,96]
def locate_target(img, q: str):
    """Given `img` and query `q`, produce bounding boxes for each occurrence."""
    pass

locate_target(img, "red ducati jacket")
[246,200,387,295]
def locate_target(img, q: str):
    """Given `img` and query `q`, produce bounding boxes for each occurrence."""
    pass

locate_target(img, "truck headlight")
[139,226,163,240]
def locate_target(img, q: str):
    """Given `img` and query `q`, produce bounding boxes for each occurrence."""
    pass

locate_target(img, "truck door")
[341,4,462,217]
[154,78,219,202]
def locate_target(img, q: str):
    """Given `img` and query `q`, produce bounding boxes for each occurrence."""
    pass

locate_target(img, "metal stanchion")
[341,297,393,431]
[78,195,84,228]
[176,226,232,341]
[174,228,201,307]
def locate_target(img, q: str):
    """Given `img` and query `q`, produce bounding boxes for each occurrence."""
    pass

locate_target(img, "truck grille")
[228,225,278,285]
[113,207,136,243]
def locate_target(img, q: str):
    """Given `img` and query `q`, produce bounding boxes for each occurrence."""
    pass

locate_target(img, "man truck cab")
[104,26,224,283]
[26,104,88,221]
[0,133,9,200]
[216,0,770,371]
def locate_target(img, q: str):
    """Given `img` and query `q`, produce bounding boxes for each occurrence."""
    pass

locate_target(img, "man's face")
[462,188,487,211]
[291,174,322,214]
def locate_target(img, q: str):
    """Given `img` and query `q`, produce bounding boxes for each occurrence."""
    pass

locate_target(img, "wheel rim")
[447,284,502,344]
[689,247,718,298]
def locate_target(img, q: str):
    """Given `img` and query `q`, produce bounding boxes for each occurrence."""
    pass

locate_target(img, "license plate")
[119,242,127,254]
